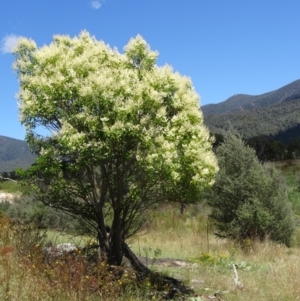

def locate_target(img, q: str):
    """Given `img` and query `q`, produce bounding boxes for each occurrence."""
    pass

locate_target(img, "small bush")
[0,213,46,257]
[286,175,300,215]
[1,197,93,235]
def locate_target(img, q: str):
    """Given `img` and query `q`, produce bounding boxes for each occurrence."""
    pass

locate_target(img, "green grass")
[286,175,300,215]
[0,181,24,194]
[45,230,94,247]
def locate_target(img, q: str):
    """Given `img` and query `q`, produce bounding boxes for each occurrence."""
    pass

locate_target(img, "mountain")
[202,80,300,143]
[0,135,36,172]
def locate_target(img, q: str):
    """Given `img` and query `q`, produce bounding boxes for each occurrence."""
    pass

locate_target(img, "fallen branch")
[0,174,18,183]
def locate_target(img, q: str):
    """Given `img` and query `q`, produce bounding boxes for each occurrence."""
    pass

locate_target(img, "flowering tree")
[13,31,218,267]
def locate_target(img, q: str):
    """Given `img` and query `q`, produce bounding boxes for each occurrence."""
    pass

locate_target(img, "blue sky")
[1,0,300,140]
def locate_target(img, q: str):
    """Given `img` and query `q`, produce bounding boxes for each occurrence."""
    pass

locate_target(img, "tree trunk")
[97,223,123,266]
[109,207,123,265]
[82,241,194,298]
[108,233,123,266]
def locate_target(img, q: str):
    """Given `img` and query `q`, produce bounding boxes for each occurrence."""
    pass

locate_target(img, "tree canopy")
[13,31,218,266]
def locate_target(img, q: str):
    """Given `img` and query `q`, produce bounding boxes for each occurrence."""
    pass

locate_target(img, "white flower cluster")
[13,30,218,194]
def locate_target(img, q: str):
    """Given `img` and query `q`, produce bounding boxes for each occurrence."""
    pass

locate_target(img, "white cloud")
[91,1,101,9]
[1,34,21,54]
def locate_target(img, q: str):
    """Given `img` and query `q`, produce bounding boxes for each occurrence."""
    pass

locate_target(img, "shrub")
[1,197,93,235]
[208,133,295,247]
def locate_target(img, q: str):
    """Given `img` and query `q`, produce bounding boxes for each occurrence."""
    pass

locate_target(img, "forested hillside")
[0,135,36,172]
[202,79,300,143]
[204,98,300,140]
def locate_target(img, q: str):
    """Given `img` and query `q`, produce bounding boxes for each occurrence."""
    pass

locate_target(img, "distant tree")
[286,138,300,159]
[211,132,224,149]
[13,31,218,278]
[247,135,285,162]
[208,132,295,247]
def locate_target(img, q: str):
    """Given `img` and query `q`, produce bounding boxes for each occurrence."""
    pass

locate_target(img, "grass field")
[0,180,23,194]
[274,159,300,176]
[130,206,300,300]
[2,205,300,300]
[0,160,300,300]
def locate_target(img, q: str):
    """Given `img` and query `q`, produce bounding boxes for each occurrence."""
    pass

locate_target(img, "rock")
[0,193,15,203]
[43,243,78,259]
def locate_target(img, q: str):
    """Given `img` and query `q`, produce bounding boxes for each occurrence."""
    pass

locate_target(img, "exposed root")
[123,242,194,299]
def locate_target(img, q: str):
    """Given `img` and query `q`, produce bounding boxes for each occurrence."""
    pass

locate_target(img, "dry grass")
[0,215,151,301]
[129,205,300,301]
[2,201,300,300]
[274,159,300,176]
[1,160,300,300]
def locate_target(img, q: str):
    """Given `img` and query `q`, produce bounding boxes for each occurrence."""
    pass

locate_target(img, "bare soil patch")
[139,256,193,268]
